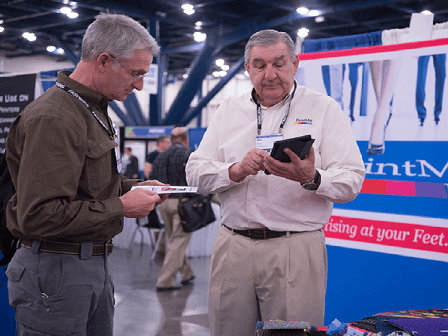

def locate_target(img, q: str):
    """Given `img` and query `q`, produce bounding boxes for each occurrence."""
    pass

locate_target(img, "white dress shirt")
[186,84,365,231]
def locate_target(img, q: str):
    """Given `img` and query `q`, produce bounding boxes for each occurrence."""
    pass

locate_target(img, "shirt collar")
[57,71,111,113]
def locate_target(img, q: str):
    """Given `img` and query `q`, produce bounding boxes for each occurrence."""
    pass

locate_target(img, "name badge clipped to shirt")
[256,134,283,153]
[114,136,122,173]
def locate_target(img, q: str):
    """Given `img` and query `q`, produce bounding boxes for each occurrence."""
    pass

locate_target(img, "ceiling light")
[56,48,65,54]
[0,20,3,24]
[195,25,201,30]
[212,71,220,77]
[22,32,37,41]
[183,74,188,79]
[67,12,79,19]
[47,46,56,52]
[297,28,309,38]
[315,16,325,23]
[215,58,225,67]
[195,21,202,26]
[193,32,206,42]
[221,64,230,71]
[182,4,195,15]
[421,10,433,15]
[0,27,4,33]
[69,1,77,7]
[308,10,320,17]
[296,7,309,15]
[60,6,72,14]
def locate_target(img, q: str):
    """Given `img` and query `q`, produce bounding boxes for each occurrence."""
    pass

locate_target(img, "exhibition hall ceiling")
[0,0,447,77]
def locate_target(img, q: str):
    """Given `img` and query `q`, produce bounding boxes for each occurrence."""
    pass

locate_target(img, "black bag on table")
[178,195,216,233]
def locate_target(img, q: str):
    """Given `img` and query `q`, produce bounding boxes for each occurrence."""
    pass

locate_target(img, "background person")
[122,147,140,179]
[5,13,167,336]
[144,136,171,256]
[144,135,171,179]
[186,29,365,336]
[150,127,195,291]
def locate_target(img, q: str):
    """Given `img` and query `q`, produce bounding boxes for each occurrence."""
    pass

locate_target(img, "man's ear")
[293,55,299,75]
[97,52,111,73]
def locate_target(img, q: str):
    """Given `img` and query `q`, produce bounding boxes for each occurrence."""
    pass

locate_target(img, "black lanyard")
[254,81,297,135]
[56,81,115,139]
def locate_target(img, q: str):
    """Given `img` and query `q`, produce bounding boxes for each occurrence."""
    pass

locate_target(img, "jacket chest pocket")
[85,139,118,194]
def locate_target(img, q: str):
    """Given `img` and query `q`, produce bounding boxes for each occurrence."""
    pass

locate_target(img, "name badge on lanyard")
[256,134,283,153]
[254,81,297,153]
[113,130,122,173]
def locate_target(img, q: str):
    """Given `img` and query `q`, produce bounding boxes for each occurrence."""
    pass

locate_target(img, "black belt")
[223,224,303,240]
[20,238,113,256]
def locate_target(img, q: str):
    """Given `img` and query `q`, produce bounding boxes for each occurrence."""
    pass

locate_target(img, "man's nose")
[133,77,144,91]
[264,65,277,80]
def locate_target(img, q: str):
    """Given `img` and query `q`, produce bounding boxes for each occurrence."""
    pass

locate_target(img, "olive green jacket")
[6,71,135,242]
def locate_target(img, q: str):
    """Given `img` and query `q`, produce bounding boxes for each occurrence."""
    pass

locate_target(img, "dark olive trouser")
[7,241,114,336]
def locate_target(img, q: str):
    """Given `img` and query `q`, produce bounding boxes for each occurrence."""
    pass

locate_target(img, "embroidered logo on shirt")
[295,118,313,125]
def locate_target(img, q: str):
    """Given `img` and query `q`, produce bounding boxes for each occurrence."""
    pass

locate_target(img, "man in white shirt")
[186,29,365,336]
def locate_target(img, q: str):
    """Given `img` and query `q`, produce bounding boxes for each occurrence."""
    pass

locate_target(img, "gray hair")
[81,13,160,61]
[244,29,296,63]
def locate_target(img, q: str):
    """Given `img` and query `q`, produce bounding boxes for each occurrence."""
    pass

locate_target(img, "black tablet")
[265,134,315,175]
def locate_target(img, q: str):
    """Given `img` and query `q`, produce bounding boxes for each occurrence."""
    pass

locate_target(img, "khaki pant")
[156,198,194,288]
[208,226,327,336]
[154,231,166,254]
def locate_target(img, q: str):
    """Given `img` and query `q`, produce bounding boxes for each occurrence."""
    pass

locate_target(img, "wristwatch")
[301,169,320,191]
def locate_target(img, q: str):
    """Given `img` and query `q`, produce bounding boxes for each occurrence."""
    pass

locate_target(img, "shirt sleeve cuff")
[107,197,125,221]
[224,161,244,186]
[315,169,327,194]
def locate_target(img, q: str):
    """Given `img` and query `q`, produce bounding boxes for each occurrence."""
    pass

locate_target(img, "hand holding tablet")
[265,134,315,175]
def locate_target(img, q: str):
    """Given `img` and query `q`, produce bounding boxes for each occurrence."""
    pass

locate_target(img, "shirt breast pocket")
[85,139,117,194]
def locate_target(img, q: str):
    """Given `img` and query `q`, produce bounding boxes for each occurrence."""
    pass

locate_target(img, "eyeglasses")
[109,54,147,81]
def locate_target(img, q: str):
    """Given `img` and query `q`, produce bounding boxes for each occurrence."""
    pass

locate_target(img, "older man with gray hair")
[6,13,166,335]
[186,29,365,335]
